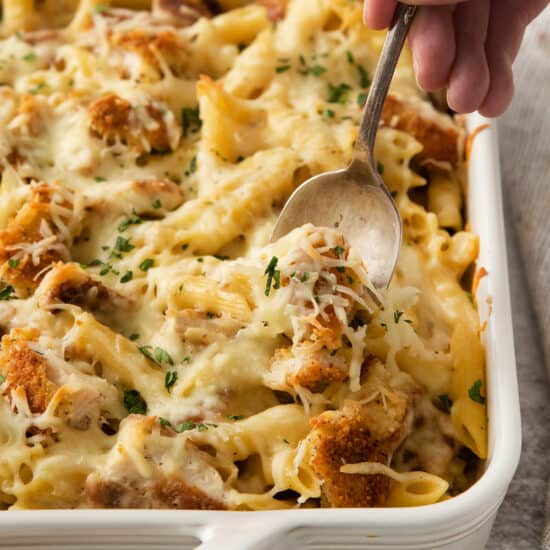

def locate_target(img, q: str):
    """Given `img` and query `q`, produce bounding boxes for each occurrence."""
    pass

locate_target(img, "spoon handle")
[354,4,417,165]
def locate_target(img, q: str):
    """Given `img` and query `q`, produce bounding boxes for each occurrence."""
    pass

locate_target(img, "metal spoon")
[271,5,417,289]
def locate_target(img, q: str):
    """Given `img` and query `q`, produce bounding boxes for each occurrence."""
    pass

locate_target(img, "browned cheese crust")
[382,93,462,167]
[0,329,56,414]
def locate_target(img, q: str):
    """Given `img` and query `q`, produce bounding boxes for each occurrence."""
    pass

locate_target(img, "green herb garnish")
[118,215,142,232]
[139,258,154,272]
[8,258,19,269]
[357,65,370,88]
[174,422,196,433]
[129,333,140,341]
[165,370,178,391]
[120,271,133,283]
[328,83,352,104]
[264,256,280,296]
[468,380,486,405]
[0,285,17,301]
[227,415,243,420]
[23,52,37,62]
[155,347,174,365]
[123,389,147,414]
[276,65,291,73]
[438,394,453,413]
[181,107,201,137]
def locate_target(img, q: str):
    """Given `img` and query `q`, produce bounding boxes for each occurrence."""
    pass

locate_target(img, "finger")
[478,50,514,118]
[479,0,522,117]
[400,0,469,4]
[363,0,397,29]
[408,6,456,91]
[447,0,491,113]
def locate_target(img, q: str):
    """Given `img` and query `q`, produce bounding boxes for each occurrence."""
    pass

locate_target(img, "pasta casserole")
[0,0,487,510]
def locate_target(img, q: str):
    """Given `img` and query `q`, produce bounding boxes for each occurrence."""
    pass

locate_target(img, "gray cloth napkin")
[496,9,550,549]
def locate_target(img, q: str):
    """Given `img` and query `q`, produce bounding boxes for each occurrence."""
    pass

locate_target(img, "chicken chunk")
[88,94,181,154]
[0,329,56,414]
[83,415,227,509]
[381,93,464,168]
[0,184,73,294]
[111,29,189,80]
[152,0,213,27]
[306,362,412,507]
[36,262,133,314]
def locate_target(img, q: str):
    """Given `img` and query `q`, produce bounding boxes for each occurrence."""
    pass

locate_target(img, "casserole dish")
[0,113,521,550]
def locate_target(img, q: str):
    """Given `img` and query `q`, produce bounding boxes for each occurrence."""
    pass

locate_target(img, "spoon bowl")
[271,160,402,289]
[271,4,416,289]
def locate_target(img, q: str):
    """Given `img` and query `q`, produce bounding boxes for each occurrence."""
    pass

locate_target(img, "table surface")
[486,12,550,547]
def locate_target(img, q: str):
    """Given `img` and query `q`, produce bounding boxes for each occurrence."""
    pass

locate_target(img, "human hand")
[363,0,549,116]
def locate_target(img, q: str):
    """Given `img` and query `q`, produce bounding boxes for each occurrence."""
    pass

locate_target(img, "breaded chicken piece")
[307,362,412,507]
[382,93,464,168]
[88,94,180,154]
[111,29,189,79]
[0,184,71,294]
[84,415,227,509]
[0,329,56,414]
[152,0,213,27]
[36,262,133,314]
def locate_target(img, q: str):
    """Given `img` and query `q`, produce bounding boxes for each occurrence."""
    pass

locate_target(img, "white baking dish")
[0,113,521,550]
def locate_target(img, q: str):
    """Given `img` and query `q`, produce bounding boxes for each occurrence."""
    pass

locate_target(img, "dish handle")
[197,520,286,550]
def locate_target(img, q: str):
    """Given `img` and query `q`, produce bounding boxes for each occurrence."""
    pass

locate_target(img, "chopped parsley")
[123,389,147,415]
[197,423,208,432]
[181,107,201,137]
[118,214,142,232]
[438,394,453,413]
[94,176,107,182]
[196,257,204,263]
[323,108,335,119]
[0,285,17,301]
[138,345,155,362]
[174,422,196,433]
[283,438,289,444]
[29,82,46,95]
[346,50,355,64]
[158,417,172,427]
[357,65,370,88]
[308,64,326,76]
[465,291,475,306]
[227,415,243,420]
[390,190,398,198]
[357,91,368,106]
[184,155,197,176]
[300,272,310,283]
[328,83,352,104]
[213,254,229,261]
[0,374,5,384]
[8,258,19,269]
[23,52,37,62]
[139,258,154,272]
[165,370,178,391]
[93,3,108,13]
[264,256,280,296]
[276,65,291,73]
[468,380,486,405]
[120,271,133,283]
[155,347,174,365]
[336,266,345,273]
[394,310,404,323]
[129,333,140,341]
[152,199,162,209]
[181,355,191,364]
[112,236,134,256]
[181,243,189,251]
[377,162,385,175]
[334,246,345,256]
